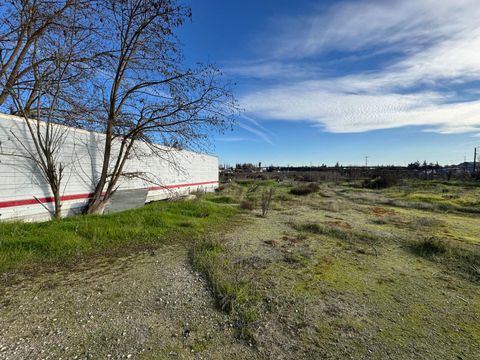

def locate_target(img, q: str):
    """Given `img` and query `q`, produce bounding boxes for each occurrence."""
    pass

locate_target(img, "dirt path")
[0,245,255,360]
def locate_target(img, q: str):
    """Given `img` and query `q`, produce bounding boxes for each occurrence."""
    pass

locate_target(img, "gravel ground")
[0,245,256,360]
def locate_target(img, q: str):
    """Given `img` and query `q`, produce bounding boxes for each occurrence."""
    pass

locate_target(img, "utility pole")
[474,147,477,174]
[365,156,369,168]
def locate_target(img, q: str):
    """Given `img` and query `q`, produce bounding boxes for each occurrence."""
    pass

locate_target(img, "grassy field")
[194,179,480,359]
[0,198,238,275]
[1,179,479,359]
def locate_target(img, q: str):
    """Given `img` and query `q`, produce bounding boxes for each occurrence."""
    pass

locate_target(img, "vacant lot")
[1,180,479,359]
[197,180,480,359]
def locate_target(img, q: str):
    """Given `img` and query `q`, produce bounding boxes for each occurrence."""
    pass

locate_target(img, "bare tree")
[0,1,86,108]
[1,0,237,217]
[85,0,237,214]
[2,0,98,218]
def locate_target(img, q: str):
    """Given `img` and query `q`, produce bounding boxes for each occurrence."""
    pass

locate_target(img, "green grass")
[383,180,480,213]
[0,199,239,274]
[190,236,259,342]
[205,195,236,204]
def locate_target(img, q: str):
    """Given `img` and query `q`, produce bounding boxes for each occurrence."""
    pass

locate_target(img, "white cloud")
[237,0,480,134]
[242,85,480,133]
[269,0,480,59]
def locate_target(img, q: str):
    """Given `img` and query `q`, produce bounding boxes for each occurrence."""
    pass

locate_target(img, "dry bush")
[261,187,274,217]
[289,183,319,196]
[240,200,255,211]
[362,174,398,189]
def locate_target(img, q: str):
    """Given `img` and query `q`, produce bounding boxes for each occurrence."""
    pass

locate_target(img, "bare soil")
[0,245,255,360]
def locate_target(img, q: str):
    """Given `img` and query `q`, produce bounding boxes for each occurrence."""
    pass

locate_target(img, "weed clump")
[409,237,448,256]
[289,183,320,196]
[190,237,260,341]
[411,216,445,228]
[276,193,292,202]
[409,237,480,282]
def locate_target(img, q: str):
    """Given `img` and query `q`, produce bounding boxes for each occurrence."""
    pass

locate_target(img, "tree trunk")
[53,191,62,219]
[85,121,114,214]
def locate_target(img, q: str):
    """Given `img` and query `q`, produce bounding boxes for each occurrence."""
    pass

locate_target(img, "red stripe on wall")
[0,180,218,209]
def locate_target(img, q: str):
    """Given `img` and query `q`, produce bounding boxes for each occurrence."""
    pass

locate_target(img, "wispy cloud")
[242,85,480,133]
[215,137,250,142]
[225,60,321,79]
[237,0,480,134]
[268,0,479,59]
[235,114,275,144]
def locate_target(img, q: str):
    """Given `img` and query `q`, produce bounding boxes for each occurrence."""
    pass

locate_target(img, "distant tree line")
[224,160,464,173]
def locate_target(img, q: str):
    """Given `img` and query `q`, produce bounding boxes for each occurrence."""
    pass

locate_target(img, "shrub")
[410,237,448,256]
[362,174,398,189]
[289,182,319,196]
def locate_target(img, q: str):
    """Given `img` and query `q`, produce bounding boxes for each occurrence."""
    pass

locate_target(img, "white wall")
[0,113,218,221]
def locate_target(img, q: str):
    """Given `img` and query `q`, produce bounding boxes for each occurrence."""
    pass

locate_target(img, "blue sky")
[179,0,480,166]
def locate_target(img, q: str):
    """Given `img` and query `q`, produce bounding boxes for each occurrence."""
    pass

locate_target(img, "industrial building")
[0,113,218,221]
